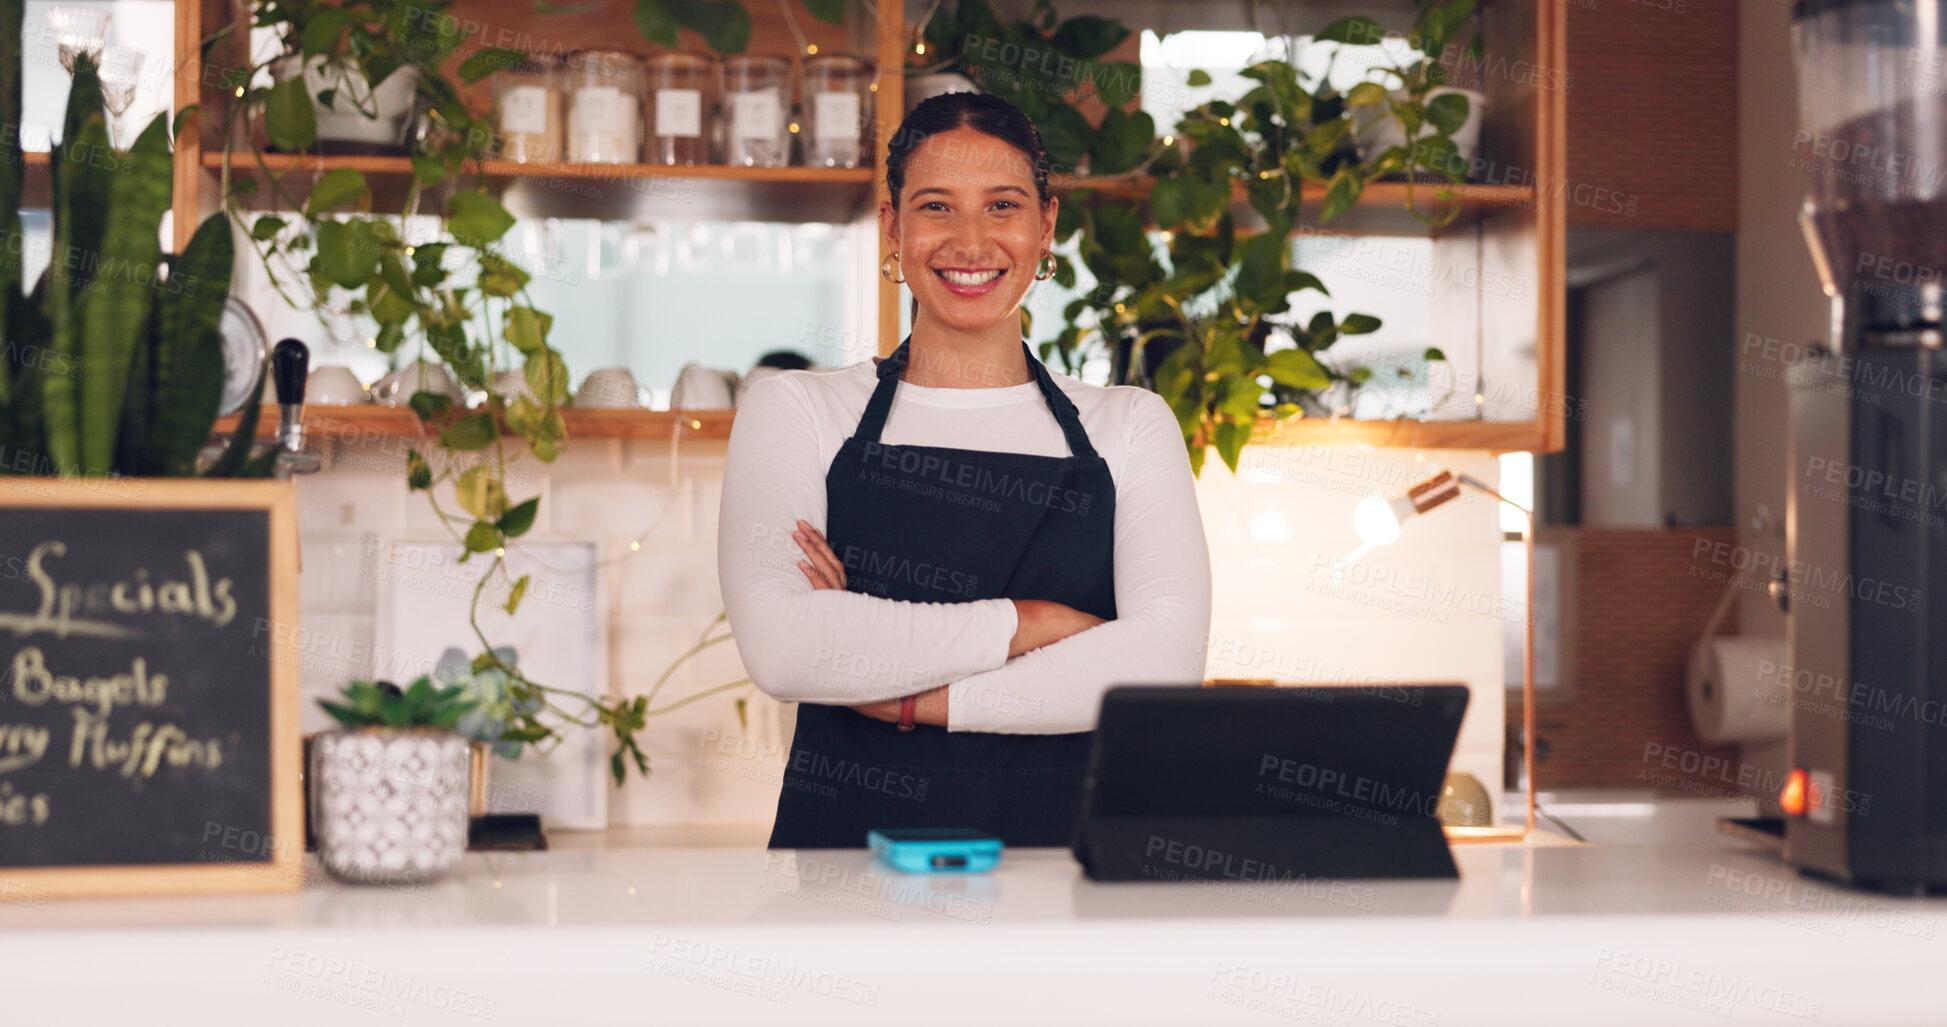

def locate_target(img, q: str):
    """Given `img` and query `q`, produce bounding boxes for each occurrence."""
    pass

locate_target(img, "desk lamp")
[1354,470,1537,842]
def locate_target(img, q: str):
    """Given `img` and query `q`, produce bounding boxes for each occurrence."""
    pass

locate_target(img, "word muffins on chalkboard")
[0,480,301,900]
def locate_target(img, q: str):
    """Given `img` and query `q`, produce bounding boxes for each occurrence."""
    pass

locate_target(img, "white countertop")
[2,800,1937,1025]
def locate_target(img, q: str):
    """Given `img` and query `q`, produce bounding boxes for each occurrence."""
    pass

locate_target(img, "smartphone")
[867,828,1003,873]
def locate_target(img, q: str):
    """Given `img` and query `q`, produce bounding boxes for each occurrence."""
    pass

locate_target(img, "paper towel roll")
[1687,637,1789,743]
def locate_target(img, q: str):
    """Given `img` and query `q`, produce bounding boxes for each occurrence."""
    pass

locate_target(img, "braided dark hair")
[884,90,1052,210]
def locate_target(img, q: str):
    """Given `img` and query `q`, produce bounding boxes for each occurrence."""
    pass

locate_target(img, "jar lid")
[646,51,719,70]
[503,52,561,75]
[722,54,791,71]
[804,53,875,74]
[566,48,646,74]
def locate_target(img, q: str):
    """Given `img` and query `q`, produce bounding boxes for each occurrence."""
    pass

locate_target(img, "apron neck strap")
[854,337,1099,460]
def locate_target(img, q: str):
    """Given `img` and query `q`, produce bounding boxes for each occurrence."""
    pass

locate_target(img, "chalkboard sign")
[0,479,301,898]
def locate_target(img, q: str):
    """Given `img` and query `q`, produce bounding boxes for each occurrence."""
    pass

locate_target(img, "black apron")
[766,337,1118,849]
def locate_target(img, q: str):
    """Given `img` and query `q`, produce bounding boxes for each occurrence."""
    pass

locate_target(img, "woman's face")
[881,126,1058,334]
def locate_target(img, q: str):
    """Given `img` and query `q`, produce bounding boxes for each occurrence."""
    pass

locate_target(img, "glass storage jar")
[565,49,644,163]
[802,53,875,168]
[646,52,717,166]
[722,54,791,167]
[493,54,562,163]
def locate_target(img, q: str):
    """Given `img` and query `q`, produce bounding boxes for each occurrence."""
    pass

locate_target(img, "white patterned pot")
[311,728,471,886]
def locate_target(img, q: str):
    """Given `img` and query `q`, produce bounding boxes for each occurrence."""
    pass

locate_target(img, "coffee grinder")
[1783,0,1947,893]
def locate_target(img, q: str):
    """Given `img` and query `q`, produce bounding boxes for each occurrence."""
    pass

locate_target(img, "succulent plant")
[0,1,267,479]
[318,677,479,730]
[434,645,540,758]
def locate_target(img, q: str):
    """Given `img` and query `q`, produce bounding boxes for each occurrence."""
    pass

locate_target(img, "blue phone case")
[867,830,1003,873]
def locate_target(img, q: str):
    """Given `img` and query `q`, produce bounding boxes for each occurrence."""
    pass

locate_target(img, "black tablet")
[1071,684,1471,881]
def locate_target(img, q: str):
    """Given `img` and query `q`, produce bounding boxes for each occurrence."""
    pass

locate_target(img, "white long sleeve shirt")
[717,356,1212,734]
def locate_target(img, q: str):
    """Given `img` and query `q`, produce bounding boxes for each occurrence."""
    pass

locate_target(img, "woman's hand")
[793,519,846,590]
[794,515,1090,723]
[853,687,949,727]
[1008,599,1107,657]
[795,520,940,721]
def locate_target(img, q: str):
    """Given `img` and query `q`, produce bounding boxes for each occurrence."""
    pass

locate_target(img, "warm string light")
[914,0,946,56]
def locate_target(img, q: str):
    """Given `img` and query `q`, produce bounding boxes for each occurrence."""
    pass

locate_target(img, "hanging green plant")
[634,0,848,54]
[216,0,750,784]
[1043,0,1476,475]
[911,0,1151,177]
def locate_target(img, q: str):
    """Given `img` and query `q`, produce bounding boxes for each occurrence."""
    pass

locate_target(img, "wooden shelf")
[203,151,877,184]
[213,404,736,442]
[1252,415,1545,453]
[201,152,879,222]
[162,0,1559,453]
[1055,174,1535,237]
[22,150,49,208]
[213,403,1535,451]
[200,156,1526,234]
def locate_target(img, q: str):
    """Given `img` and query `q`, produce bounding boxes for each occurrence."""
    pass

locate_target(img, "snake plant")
[0,0,267,479]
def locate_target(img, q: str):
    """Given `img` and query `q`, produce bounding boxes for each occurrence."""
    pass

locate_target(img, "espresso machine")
[1782,0,1947,893]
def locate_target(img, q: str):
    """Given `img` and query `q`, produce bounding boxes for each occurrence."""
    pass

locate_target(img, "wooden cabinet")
[165,0,1563,452]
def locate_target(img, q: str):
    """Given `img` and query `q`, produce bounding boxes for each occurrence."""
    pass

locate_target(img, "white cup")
[575,367,643,408]
[371,362,464,407]
[670,364,735,409]
[305,365,369,405]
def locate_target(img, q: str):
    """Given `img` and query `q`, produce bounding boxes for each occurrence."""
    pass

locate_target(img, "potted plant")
[1324,1,1485,188]
[253,0,463,154]
[910,0,1148,175]
[312,678,478,885]
[0,44,267,477]
[431,644,528,816]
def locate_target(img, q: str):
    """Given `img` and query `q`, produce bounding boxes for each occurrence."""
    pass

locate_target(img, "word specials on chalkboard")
[0,479,301,900]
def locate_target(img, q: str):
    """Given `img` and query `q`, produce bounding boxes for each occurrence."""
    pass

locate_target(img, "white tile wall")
[289,433,1509,830]
[1196,449,1508,812]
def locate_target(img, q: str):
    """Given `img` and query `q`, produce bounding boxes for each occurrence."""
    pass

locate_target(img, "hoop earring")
[1033,250,1057,282]
[880,252,906,284]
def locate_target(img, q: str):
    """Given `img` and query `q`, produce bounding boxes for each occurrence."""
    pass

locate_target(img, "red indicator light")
[1780,768,1809,817]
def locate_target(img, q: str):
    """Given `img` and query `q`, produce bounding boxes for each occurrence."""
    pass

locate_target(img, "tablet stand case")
[1070,685,1469,882]
[1072,811,1457,881]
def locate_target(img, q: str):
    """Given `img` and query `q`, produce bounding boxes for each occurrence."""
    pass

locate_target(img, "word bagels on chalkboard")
[0,478,301,899]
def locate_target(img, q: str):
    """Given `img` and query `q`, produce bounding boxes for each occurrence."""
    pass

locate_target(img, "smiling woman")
[717,92,1214,850]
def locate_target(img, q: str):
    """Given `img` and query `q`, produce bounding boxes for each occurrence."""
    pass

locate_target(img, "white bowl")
[371,362,464,407]
[575,368,644,409]
[670,364,735,410]
[305,365,369,406]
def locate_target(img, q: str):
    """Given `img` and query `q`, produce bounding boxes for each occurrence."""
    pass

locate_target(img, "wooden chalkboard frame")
[0,478,303,899]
